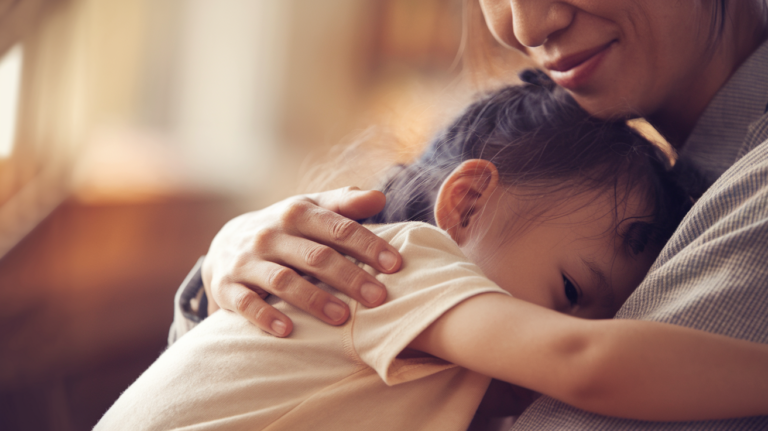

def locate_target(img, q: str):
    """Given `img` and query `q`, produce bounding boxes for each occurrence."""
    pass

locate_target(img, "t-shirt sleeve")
[349,223,509,386]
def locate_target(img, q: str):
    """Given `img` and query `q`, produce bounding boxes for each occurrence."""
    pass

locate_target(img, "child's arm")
[409,293,768,422]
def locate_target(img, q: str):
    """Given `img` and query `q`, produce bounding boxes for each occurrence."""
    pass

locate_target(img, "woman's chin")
[569,91,643,121]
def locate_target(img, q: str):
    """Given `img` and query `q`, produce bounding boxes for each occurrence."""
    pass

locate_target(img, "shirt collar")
[678,39,768,186]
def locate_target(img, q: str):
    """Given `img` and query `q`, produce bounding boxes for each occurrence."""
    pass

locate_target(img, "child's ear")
[434,159,500,243]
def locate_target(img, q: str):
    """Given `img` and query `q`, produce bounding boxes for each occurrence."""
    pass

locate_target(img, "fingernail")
[323,301,346,322]
[361,283,384,304]
[378,250,397,271]
[271,320,287,336]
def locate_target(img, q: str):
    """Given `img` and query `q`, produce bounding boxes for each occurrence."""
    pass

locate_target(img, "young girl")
[96,73,768,431]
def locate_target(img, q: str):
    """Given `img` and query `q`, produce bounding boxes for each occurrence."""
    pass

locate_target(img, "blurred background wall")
[0,0,532,429]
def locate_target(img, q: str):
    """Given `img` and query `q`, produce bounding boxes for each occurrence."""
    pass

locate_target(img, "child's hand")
[202,187,402,336]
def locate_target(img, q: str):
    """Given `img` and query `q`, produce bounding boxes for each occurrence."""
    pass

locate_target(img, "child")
[96,73,768,431]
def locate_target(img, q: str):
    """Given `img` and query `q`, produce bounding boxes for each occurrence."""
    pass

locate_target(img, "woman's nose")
[482,0,577,49]
[511,0,576,47]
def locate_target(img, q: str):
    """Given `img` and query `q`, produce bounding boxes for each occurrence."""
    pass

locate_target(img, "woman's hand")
[201,187,402,337]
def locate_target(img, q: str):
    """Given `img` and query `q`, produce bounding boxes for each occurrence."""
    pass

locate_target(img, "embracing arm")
[410,293,768,422]
[198,187,401,337]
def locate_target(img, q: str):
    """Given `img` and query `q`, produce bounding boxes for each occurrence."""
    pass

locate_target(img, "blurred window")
[0,43,22,158]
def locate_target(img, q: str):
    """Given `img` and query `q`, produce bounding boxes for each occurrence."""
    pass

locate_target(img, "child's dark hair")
[364,69,692,255]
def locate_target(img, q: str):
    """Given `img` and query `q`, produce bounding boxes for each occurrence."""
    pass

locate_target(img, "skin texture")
[410,287,768,421]
[478,0,765,144]
[408,160,768,421]
[202,0,766,336]
[203,187,401,336]
[434,160,654,319]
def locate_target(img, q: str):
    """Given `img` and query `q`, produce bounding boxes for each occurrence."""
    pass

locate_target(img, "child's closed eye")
[563,275,579,306]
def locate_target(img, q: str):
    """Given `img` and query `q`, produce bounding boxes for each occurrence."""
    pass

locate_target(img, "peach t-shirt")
[96,222,510,431]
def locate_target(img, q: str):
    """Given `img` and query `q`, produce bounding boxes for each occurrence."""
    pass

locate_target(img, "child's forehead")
[505,183,651,227]
[496,185,648,255]
[497,185,654,268]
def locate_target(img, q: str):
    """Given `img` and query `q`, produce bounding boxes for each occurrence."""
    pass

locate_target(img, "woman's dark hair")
[364,69,692,255]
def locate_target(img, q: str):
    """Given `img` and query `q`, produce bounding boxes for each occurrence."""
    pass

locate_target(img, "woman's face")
[479,0,722,120]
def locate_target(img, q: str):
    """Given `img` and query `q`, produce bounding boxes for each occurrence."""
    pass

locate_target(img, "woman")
[172,1,768,429]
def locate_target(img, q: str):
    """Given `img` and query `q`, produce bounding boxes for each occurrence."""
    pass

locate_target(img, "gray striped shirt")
[512,40,768,431]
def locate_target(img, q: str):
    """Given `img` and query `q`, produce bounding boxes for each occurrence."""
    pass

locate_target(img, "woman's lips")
[545,41,615,91]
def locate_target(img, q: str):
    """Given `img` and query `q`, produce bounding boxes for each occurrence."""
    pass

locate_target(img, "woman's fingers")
[212,255,358,335]
[310,186,387,220]
[267,235,389,307]
[248,260,353,325]
[213,280,294,337]
[301,189,403,274]
[272,199,398,304]
[202,187,402,331]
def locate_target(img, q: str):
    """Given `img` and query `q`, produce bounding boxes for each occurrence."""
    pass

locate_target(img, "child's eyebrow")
[582,259,616,310]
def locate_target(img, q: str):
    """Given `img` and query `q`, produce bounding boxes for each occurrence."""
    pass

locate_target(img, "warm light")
[0,44,23,159]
